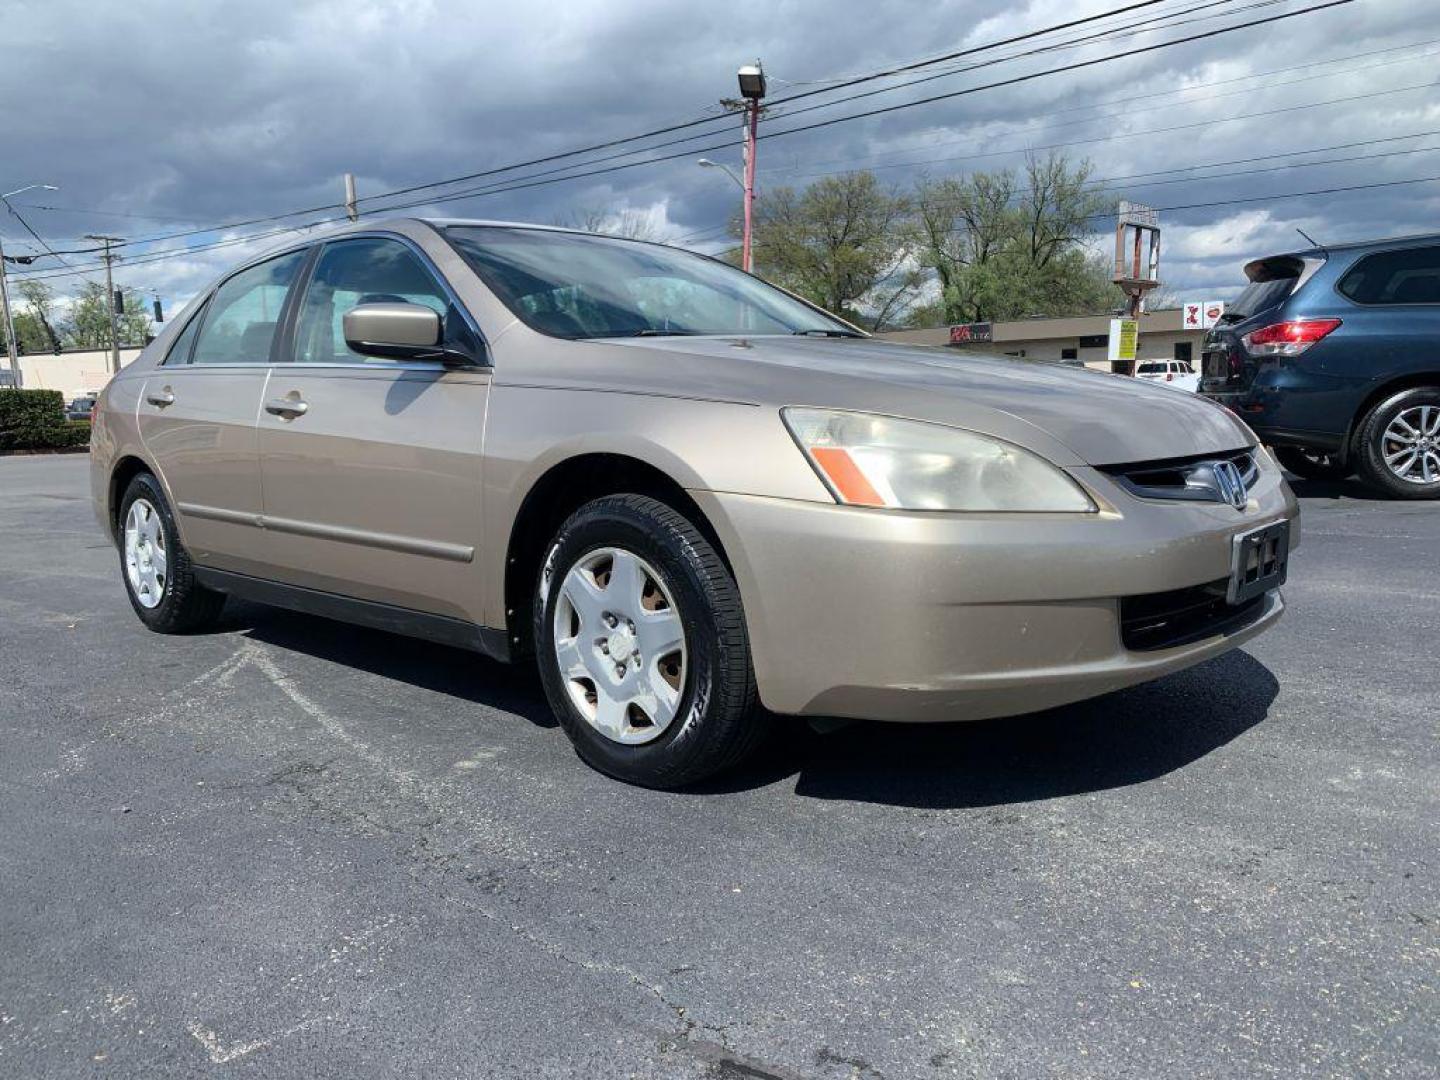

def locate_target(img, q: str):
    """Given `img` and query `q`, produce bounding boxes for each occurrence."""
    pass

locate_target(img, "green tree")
[913,153,1119,324]
[12,279,62,353]
[747,171,923,330]
[62,282,154,349]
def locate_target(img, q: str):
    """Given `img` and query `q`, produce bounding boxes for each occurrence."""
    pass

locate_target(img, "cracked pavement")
[1,455,1436,1078]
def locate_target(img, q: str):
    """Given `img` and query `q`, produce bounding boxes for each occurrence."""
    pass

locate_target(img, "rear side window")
[162,303,207,365]
[1338,246,1440,305]
[187,249,308,365]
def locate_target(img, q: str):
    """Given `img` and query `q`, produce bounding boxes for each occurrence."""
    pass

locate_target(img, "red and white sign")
[1184,300,1227,329]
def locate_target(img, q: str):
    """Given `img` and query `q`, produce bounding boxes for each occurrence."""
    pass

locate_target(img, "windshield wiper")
[576,328,703,339]
[792,328,865,338]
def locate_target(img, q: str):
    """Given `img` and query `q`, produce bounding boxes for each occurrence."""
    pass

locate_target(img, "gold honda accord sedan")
[91,218,1298,787]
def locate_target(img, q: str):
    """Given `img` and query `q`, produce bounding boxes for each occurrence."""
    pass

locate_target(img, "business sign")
[1183,300,1227,330]
[1107,318,1139,369]
[949,322,993,344]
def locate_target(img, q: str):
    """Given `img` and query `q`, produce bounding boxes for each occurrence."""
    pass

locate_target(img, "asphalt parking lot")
[1,453,1435,1079]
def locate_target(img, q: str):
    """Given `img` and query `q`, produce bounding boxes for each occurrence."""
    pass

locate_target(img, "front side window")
[292,237,462,364]
[187,249,307,366]
[445,226,855,339]
[1338,246,1440,305]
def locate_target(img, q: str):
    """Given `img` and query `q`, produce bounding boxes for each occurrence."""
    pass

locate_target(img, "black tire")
[1273,445,1352,481]
[534,494,762,789]
[1353,386,1440,500]
[117,472,227,632]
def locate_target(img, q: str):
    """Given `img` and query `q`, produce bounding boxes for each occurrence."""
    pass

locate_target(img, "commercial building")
[877,308,1205,372]
[0,347,141,400]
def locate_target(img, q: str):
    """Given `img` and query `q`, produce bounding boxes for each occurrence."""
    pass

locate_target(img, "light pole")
[735,61,766,273]
[0,183,59,387]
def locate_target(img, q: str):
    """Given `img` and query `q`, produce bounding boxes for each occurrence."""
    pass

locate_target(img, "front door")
[137,248,308,576]
[255,236,490,624]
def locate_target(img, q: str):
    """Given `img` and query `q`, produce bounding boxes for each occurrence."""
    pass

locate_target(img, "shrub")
[0,389,89,452]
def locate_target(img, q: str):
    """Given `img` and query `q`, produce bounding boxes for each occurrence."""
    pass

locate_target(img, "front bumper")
[691,462,1298,723]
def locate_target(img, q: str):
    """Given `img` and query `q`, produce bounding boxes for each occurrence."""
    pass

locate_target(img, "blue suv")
[1199,234,1440,499]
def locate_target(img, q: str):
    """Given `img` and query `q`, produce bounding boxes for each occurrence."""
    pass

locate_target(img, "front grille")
[1102,448,1259,504]
[1120,578,1266,652]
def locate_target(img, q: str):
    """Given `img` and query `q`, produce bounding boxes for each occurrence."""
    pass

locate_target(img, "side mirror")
[342,302,443,361]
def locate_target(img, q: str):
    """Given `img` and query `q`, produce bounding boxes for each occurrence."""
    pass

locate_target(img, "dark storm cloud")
[1,0,1434,306]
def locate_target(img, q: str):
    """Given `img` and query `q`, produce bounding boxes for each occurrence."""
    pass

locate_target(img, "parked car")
[1136,359,1199,392]
[1199,234,1440,497]
[90,219,1298,787]
[66,395,97,421]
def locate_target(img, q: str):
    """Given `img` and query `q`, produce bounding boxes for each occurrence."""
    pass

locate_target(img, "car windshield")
[445,226,857,339]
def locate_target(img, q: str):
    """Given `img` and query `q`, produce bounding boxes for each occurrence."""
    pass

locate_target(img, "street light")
[0,183,60,387]
[697,158,744,190]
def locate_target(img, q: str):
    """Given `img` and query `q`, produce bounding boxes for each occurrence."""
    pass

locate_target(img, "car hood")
[569,335,1253,467]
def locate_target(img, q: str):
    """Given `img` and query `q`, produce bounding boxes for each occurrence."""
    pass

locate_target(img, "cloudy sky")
[2,0,1435,318]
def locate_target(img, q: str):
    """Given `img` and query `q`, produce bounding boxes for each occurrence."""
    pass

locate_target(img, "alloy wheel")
[1382,405,1440,484]
[124,498,168,608]
[552,547,687,745]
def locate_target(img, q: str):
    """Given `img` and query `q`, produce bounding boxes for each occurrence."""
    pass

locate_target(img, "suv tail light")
[1241,318,1341,358]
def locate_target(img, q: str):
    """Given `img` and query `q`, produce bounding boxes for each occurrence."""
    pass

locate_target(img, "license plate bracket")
[1228,520,1290,605]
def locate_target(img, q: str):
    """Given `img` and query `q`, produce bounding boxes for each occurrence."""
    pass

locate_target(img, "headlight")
[782,408,1095,513]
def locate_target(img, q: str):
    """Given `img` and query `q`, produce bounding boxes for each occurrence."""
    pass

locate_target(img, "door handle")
[265,397,309,418]
[146,388,174,408]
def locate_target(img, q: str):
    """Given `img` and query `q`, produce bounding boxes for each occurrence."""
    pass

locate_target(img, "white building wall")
[6,349,143,400]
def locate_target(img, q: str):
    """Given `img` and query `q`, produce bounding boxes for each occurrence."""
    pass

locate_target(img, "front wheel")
[1354,387,1440,499]
[1273,445,1351,481]
[534,494,762,788]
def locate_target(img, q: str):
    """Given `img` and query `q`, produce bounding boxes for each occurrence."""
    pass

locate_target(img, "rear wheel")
[1273,445,1351,481]
[117,472,227,632]
[1354,387,1440,500]
[534,494,762,788]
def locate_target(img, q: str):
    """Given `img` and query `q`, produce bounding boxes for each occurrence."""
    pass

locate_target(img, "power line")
[362,21,1391,218]
[672,134,1440,245]
[8,0,1367,278]
[739,0,1287,129]
[1,202,72,267]
[359,0,1273,215]
[15,0,1207,257]
[774,80,1435,183]
[769,38,1440,178]
[353,0,1186,208]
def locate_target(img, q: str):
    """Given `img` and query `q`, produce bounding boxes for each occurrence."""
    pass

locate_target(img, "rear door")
[254,235,491,623]
[137,248,309,575]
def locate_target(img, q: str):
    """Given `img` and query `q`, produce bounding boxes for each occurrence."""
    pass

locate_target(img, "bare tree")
[552,206,662,241]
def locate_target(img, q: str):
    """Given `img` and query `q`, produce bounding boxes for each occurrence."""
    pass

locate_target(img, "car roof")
[1256,231,1440,263]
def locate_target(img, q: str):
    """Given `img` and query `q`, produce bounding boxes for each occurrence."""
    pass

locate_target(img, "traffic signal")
[113,289,124,315]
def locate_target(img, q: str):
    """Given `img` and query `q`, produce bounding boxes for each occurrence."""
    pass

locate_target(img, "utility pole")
[736,61,766,273]
[344,173,358,222]
[0,233,19,386]
[0,182,59,386]
[85,235,125,374]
